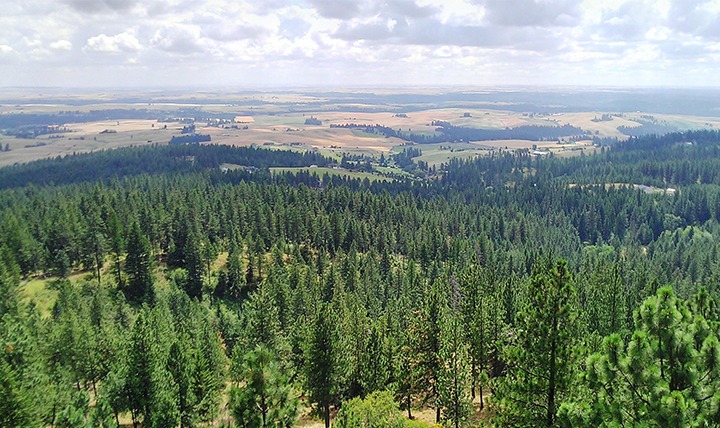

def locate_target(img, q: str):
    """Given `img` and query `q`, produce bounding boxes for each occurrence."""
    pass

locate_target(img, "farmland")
[2,89,720,169]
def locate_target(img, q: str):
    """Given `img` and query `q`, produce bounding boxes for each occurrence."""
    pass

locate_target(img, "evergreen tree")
[394,328,416,420]
[184,230,205,300]
[124,223,153,305]
[125,311,153,428]
[494,259,576,428]
[559,286,720,426]
[229,345,299,428]
[167,340,196,428]
[241,282,289,363]
[459,262,497,408]
[80,211,106,284]
[146,366,180,428]
[334,390,406,428]
[0,359,31,427]
[226,241,246,300]
[304,304,337,428]
[106,209,124,288]
[412,279,445,423]
[439,276,472,428]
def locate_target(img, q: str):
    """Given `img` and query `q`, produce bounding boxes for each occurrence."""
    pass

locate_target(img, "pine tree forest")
[3,131,720,427]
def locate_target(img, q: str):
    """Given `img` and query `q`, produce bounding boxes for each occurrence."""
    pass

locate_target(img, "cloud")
[49,40,73,50]
[334,18,403,41]
[85,30,141,52]
[3,0,720,87]
[306,0,362,19]
[429,0,485,25]
[305,0,436,20]
[279,17,313,39]
[334,16,564,52]
[150,25,205,54]
[383,0,438,18]
[64,0,137,13]
[588,0,659,42]
[203,25,271,41]
[481,0,582,27]
[192,12,276,41]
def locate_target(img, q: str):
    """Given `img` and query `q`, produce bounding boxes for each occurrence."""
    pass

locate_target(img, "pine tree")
[226,241,246,300]
[184,230,205,300]
[459,262,496,408]
[229,345,299,428]
[0,246,21,318]
[125,311,153,428]
[106,209,124,288]
[559,286,720,426]
[439,276,472,428]
[242,282,289,361]
[146,366,180,428]
[167,340,196,428]
[124,222,153,305]
[304,304,337,428]
[80,211,106,284]
[394,327,416,420]
[413,279,444,423]
[494,259,576,428]
[334,390,406,428]
[0,359,31,427]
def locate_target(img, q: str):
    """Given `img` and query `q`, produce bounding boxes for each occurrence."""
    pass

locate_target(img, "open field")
[0,119,179,167]
[3,88,720,168]
[0,107,587,167]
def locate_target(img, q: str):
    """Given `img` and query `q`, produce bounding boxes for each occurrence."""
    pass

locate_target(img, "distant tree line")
[0,145,333,190]
[0,109,160,130]
[329,122,585,144]
[618,119,679,137]
[169,134,211,145]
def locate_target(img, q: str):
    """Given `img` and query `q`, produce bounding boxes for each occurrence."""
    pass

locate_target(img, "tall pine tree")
[494,259,576,428]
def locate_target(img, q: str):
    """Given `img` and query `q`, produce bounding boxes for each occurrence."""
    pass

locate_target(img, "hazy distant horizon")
[2,85,720,118]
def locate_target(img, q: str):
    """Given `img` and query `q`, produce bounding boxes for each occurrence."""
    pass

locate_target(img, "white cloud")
[85,30,141,52]
[646,26,670,41]
[436,0,485,25]
[0,0,720,87]
[150,24,206,54]
[50,40,73,50]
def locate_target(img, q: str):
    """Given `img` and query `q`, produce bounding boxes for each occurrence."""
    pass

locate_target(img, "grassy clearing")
[402,142,491,167]
[20,277,58,317]
[350,129,386,139]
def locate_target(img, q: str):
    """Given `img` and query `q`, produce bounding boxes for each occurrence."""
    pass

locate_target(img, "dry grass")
[0,119,178,167]
[5,100,720,169]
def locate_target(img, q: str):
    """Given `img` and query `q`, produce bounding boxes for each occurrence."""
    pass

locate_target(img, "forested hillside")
[2,131,720,427]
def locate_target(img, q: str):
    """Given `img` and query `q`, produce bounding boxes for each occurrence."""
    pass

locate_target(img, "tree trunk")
[96,252,102,285]
[546,313,557,428]
[471,363,477,399]
[407,393,412,419]
[324,403,330,428]
[115,257,122,288]
[479,383,484,410]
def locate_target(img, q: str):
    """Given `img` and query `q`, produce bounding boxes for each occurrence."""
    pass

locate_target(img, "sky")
[2,0,720,88]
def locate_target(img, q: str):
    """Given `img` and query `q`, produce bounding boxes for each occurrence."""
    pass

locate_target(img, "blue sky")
[2,0,720,87]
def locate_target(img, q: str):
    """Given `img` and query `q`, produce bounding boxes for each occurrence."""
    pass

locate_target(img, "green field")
[392,142,491,167]
[350,129,386,139]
